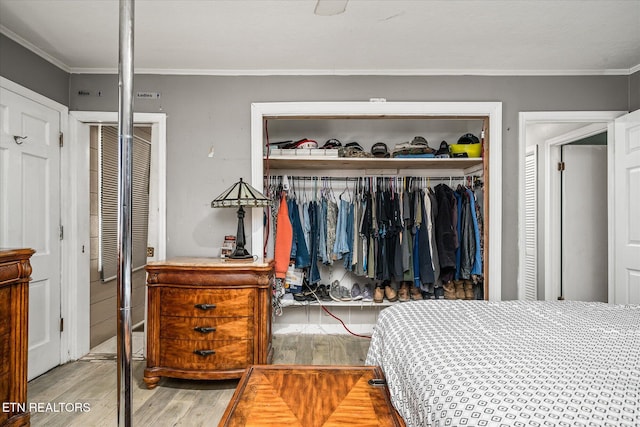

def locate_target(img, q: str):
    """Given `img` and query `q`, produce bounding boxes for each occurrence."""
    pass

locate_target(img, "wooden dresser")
[143,257,274,389]
[0,248,34,427]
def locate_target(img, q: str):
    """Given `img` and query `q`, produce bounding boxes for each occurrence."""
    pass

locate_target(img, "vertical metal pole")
[117,0,134,425]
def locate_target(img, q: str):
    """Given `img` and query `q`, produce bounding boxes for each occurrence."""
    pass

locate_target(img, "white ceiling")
[1,0,639,76]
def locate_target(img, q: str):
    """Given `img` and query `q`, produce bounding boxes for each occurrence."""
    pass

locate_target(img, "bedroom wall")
[67,73,629,300]
[630,70,640,112]
[1,35,634,301]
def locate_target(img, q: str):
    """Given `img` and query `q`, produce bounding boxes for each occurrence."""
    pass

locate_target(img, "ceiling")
[1,0,639,76]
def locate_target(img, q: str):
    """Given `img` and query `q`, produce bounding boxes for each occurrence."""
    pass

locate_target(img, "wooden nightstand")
[143,257,274,389]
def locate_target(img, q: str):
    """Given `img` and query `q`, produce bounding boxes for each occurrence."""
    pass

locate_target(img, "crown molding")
[68,67,639,77]
[0,25,71,73]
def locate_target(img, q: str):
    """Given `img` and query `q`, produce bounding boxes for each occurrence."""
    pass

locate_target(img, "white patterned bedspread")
[365,300,640,427]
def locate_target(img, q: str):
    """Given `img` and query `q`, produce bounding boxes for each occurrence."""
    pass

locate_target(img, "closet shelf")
[264,157,483,171]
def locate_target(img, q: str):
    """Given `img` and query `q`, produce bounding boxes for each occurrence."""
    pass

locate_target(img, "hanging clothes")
[413,188,435,289]
[434,183,457,283]
[307,201,321,284]
[288,197,310,269]
[274,193,293,279]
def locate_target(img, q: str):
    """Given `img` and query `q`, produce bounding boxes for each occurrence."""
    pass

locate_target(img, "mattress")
[365,300,640,426]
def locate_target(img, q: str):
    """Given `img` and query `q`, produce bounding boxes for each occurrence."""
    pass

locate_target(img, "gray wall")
[67,74,630,300]
[630,70,640,112]
[0,34,69,106]
[2,36,635,300]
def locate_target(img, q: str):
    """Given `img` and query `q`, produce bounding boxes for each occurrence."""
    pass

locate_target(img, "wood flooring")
[26,334,372,426]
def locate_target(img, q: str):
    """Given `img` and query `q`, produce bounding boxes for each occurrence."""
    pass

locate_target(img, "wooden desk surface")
[218,365,405,427]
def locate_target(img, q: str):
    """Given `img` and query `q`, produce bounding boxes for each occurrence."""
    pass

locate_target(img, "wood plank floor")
[26,335,372,426]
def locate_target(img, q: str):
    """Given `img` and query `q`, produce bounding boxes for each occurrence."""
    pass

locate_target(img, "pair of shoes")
[443,281,456,300]
[351,283,363,300]
[410,285,423,300]
[398,282,410,302]
[384,283,398,302]
[361,283,373,302]
[373,286,384,303]
[330,280,351,302]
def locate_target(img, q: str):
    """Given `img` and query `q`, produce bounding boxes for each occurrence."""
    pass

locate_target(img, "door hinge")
[59,132,64,147]
[59,225,64,240]
[557,161,565,171]
[60,318,64,332]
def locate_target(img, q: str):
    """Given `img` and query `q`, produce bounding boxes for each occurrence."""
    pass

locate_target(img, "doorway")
[88,124,151,354]
[66,111,166,361]
[518,111,624,302]
[560,139,608,302]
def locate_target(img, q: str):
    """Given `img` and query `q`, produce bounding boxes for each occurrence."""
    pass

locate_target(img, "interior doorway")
[560,139,608,302]
[517,111,624,301]
[88,124,151,354]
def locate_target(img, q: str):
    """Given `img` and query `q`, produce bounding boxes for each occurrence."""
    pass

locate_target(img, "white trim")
[251,101,502,301]
[517,111,625,303]
[68,67,640,77]
[66,111,166,360]
[606,122,616,305]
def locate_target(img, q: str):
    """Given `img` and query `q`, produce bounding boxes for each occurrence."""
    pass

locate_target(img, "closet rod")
[264,175,481,182]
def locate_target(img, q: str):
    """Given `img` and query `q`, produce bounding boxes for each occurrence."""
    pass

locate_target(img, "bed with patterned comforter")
[365,300,640,427]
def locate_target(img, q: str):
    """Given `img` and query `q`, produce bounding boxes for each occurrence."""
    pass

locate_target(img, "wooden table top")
[218,364,405,427]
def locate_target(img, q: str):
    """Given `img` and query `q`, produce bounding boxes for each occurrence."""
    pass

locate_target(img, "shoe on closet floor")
[463,280,474,300]
[330,280,351,302]
[410,285,423,300]
[384,283,398,302]
[329,281,342,302]
[351,283,363,300]
[361,283,373,302]
[398,282,410,302]
[453,280,466,299]
[443,281,456,300]
[373,285,385,303]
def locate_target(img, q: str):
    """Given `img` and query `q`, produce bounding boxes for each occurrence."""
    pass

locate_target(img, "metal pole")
[117,0,134,425]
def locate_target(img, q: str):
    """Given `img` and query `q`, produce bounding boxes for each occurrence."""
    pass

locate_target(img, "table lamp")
[211,178,272,259]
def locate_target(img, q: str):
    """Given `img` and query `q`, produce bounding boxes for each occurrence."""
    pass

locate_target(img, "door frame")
[66,111,166,360]
[518,111,625,302]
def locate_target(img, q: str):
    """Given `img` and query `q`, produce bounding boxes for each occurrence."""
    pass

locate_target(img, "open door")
[611,109,640,304]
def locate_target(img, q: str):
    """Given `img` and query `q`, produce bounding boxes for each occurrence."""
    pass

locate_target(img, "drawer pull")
[194,349,216,357]
[194,303,216,311]
[193,326,216,334]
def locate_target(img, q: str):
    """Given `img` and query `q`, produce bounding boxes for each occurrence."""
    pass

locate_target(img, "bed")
[365,300,640,426]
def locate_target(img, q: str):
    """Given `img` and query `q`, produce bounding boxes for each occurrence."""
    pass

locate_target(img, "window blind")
[99,125,151,282]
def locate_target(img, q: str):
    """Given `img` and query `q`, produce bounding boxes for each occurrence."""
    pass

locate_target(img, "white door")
[0,86,61,379]
[612,109,640,304]
[561,144,608,302]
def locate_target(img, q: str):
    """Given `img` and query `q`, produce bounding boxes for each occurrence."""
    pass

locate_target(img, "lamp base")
[228,247,253,260]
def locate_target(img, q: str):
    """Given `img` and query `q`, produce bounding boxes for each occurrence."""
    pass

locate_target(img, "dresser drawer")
[160,316,253,340]
[159,338,253,370]
[159,287,254,317]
